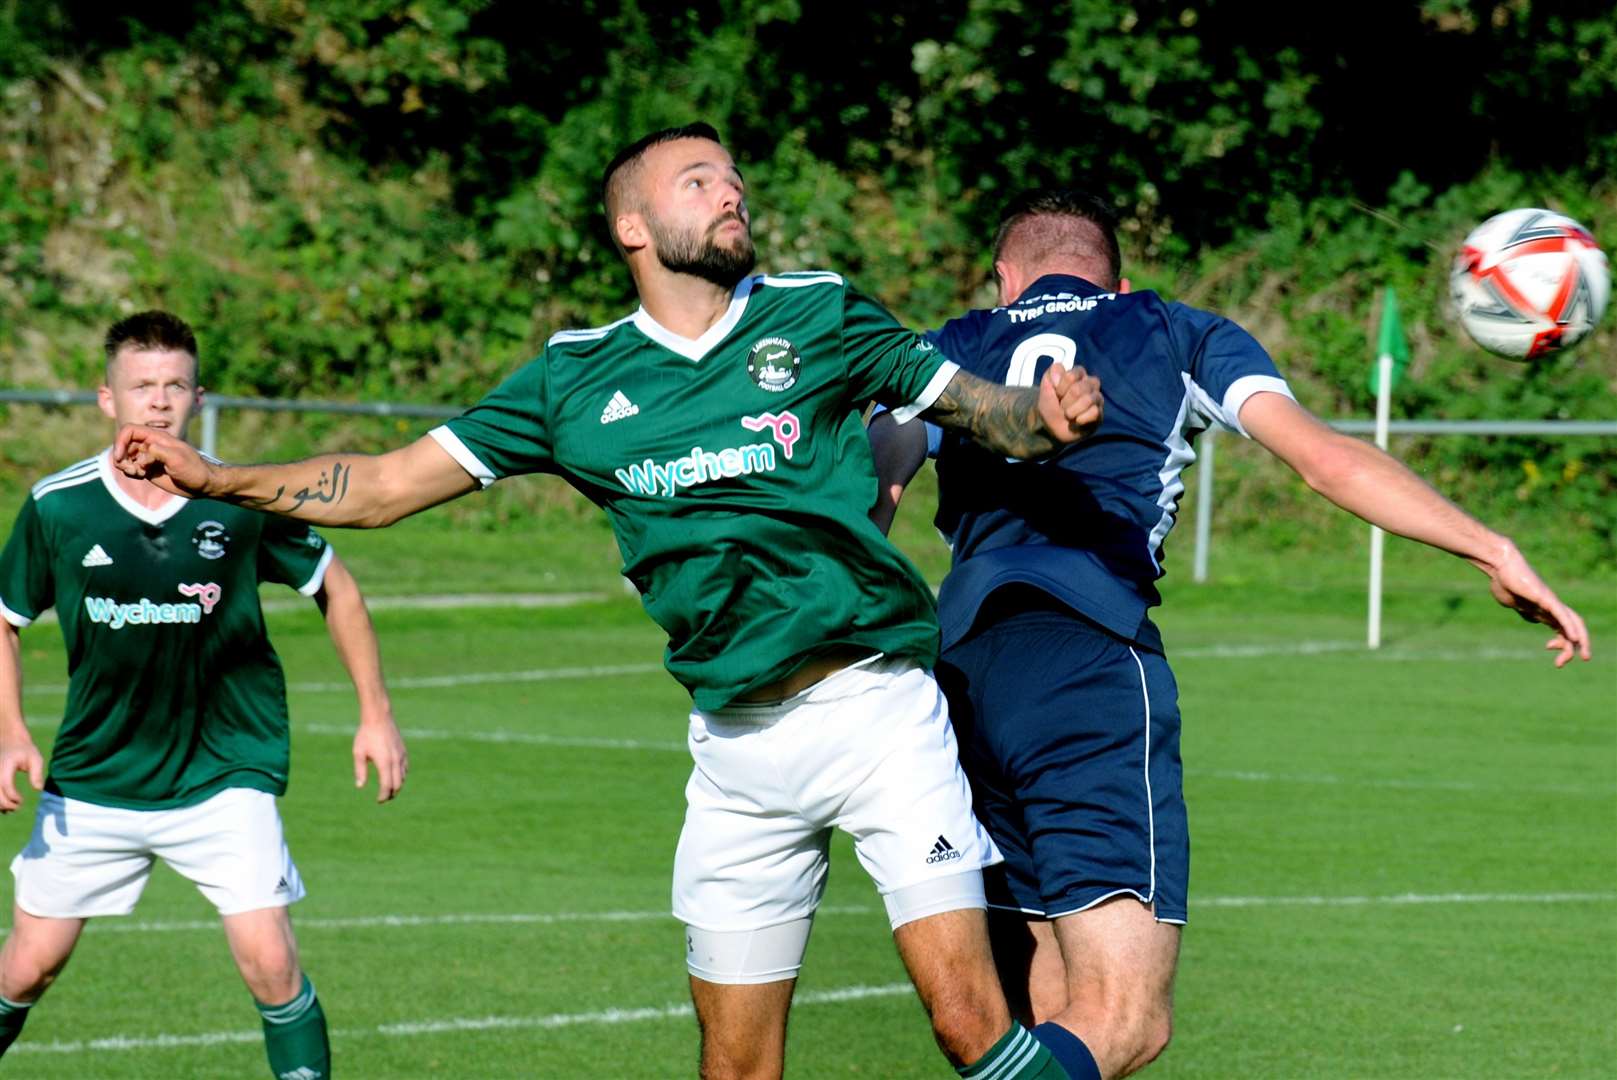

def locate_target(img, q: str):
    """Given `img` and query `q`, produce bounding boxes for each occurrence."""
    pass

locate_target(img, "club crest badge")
[192,520,231,560]
[746,337,801,393]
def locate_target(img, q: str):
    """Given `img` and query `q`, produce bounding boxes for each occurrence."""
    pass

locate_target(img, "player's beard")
[649,211,756,288]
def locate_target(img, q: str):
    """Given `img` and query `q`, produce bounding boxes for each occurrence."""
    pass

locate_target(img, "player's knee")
[0,942,72,1002]
[699,1038,782,1080]
[0,962,58,1003]
[1056,987,1173,1077]
[1106,999,1173,1076]
[925,984,1010,1065]
[237,949,301,1005]
[1129,1008,1172,1071]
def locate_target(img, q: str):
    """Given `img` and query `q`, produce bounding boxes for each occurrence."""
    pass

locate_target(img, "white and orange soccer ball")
[1450,208,1609,359]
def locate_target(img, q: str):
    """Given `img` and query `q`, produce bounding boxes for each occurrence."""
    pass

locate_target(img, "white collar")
[631,275,759,361]
[97,447,189,526]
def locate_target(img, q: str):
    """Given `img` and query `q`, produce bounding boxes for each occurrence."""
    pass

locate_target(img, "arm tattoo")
[239,486,286,510]
[924,371,1058,459]
[234,461,352,515]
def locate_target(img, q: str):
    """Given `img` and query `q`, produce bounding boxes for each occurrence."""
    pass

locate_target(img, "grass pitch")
[3,538,1613,1078]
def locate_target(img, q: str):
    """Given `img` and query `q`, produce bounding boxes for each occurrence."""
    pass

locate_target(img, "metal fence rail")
[1189,421,1616,582]
[3,387,1614,582]
[0,389,461,458]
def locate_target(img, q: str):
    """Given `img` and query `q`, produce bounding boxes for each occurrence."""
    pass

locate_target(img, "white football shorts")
[673,657,1000,943]
[11,787,306,918]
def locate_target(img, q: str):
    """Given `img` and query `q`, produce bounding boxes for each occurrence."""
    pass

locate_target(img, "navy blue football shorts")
[935,591,1188,925]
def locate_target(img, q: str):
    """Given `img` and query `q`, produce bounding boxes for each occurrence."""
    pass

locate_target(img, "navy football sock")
[1032,1021,1102,1080]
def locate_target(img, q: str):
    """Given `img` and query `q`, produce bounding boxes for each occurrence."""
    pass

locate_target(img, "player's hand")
[1485,546,1591,667]
[1037,364,1103,444]
[112,424,216,497]
[353,711,408,803]
[0,734,44,813]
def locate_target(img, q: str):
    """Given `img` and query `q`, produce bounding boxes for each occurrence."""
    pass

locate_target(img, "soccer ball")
[1449,208,1609,359]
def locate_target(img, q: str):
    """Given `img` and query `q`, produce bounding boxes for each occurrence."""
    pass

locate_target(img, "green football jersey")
[0,450,334,809]
[433,272,959,710]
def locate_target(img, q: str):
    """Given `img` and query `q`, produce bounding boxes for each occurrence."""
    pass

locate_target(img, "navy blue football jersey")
[926,273,1292,653]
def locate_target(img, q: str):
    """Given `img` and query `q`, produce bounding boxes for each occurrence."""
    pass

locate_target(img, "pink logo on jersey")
[177,582,222,614]
[740,411,801,460]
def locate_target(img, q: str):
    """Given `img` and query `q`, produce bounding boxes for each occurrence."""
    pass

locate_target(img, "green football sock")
[957,1023,1072,1079]
[255,974,331,1080]
[0,994,33,1056]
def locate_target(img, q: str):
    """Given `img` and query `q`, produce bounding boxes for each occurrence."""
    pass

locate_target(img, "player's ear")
[616,211,649,255]
[994,260,1020,306]
[96,383,117,422]
[1118,277,1132,295]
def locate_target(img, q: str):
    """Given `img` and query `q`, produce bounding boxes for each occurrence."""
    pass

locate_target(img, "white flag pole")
[1367,350,1393,649]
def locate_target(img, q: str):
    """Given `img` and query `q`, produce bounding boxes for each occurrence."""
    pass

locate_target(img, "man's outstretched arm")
[923,364,1102,460]
[315,554,407,802]
[113,428,478,528]
[1240,391,1591,667]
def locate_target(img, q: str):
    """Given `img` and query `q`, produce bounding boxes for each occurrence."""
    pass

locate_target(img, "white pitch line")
[1198,891,1617,908]
[1192,767,1615,798]
[1172,640,1560,662]
[301,721,686,752]
[17,892,1609,941]
[263,591,609,614]
[292,724,1614,797]
[65,905,879,936]
[287,662,666,694]
[12,891,1617,1056]
[15,718,1610,798]
[16,638,1569,698]
[10,982,916,1055]
[23,662,667,698]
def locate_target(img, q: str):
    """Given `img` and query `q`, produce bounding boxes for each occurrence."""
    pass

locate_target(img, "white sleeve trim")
[1221,375,1295,437]
[428,425,497,489]
[0,596,33,628]
[296,544,336,598]
[888,360,960,425]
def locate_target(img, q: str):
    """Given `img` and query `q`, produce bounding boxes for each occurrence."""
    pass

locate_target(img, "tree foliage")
[0,0,1612,560]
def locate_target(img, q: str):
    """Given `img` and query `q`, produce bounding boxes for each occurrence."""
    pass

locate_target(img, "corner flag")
[1367,287,1410,395]
[1366,285,1409,650]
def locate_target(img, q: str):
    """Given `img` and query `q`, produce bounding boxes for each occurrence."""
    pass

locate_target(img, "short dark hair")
[600,121,723,226]
[104,310,198,365]
[992,188,1122,288]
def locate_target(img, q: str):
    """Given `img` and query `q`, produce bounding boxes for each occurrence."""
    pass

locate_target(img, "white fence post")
[200,401,220,459]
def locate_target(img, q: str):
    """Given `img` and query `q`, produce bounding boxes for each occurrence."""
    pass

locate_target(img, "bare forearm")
[923,372,1057,459]
[0,625,30,738]
[116,428,477,527]
[319,563,392,714]
[209,455,401,527]
[1306,438,1510,571]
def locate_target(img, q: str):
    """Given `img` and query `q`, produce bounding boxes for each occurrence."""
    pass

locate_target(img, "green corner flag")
[1367,286,1410,394]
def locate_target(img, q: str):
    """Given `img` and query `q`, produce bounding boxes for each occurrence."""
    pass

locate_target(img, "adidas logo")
[925,835,962,865]
[600,390,640,424]
[274,876,291,894]
[81,544,113,568]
